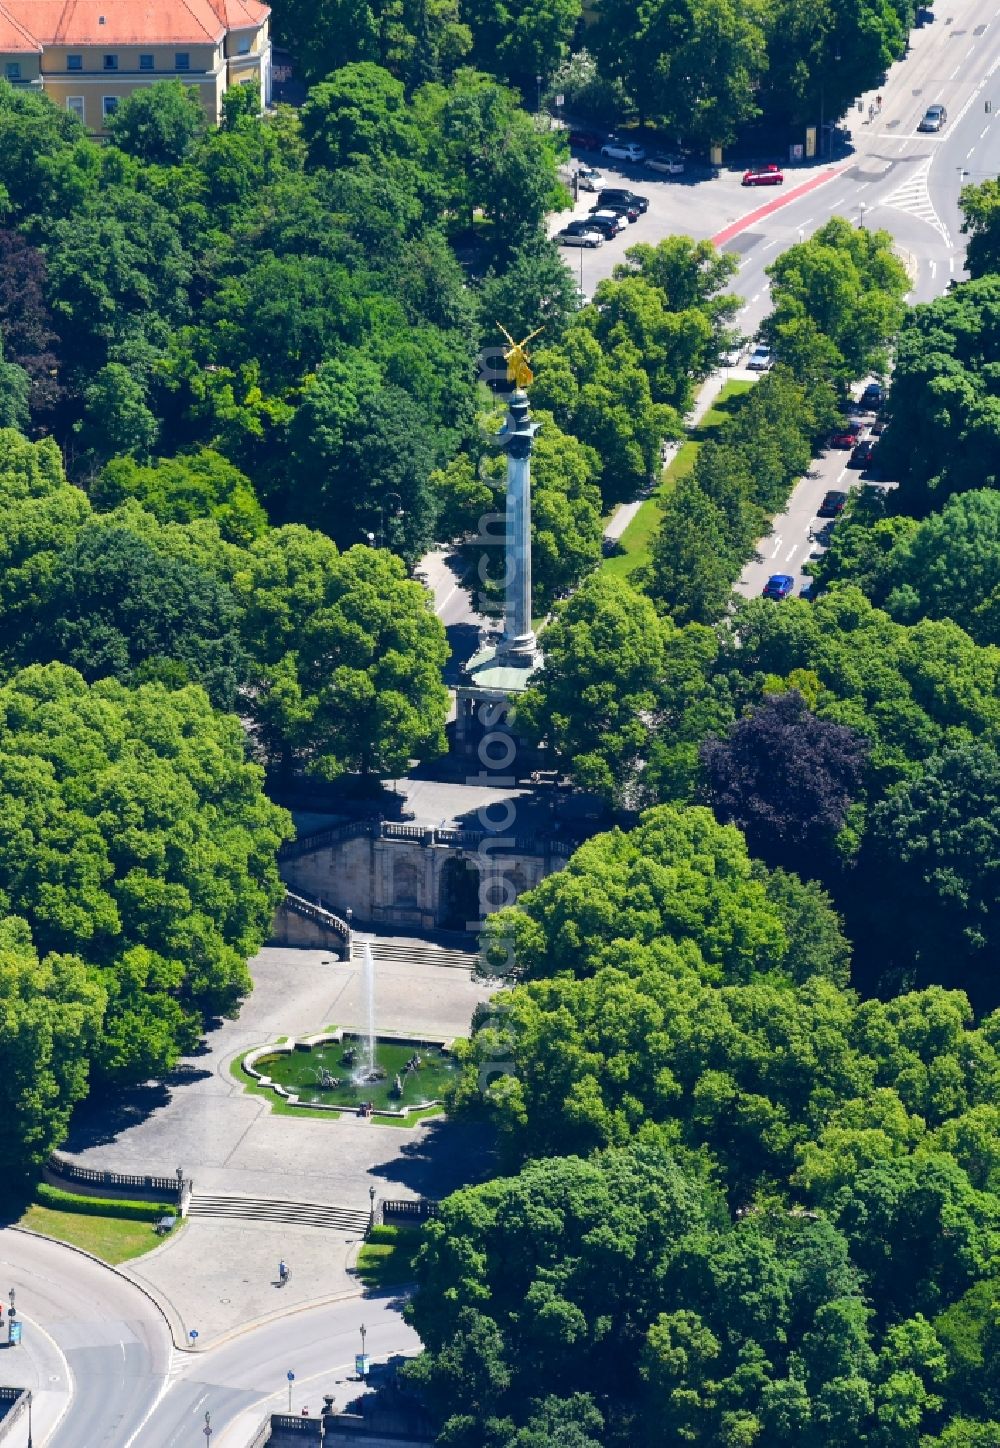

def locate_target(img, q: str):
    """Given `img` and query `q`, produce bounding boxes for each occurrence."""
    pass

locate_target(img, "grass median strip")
[603,379,754,583]
[19,1198,180,1264]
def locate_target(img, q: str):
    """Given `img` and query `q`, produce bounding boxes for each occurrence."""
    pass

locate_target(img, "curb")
[9,1224,188,1350]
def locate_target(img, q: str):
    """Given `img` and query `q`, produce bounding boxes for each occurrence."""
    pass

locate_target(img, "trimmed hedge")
[36,1183,177,1222]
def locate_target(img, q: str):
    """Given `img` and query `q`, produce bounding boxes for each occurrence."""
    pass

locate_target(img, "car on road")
[762,574,795,600]
[918,103,947,132]
[830,420,864,448]
[557,227,604,248]
[723,343,746,367]
[597,187,650,213]
[746,344,772,370]
[742,164,784,186]
[570,129,603,150]
[601,139,647,163]
[585,209,627,238]
[859,381,883,410]
[576,166,604,192]
[800,580,817,600]
[849,440,877,469]
[646,152,685,174]
[818,489,848,517]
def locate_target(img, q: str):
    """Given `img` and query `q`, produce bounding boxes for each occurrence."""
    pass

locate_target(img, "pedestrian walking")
[868,102,875,123]
[876,94,883,111]
[278,1259,290,1285]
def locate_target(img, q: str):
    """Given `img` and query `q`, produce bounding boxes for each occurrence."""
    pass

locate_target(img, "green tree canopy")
[0,664,291,1083]
[0,914,105,1180]
[105,80,207,166]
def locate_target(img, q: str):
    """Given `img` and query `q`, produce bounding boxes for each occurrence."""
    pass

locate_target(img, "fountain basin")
[242,1029,459,1118]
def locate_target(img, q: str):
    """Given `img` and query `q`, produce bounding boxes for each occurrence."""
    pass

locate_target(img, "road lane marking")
[785,545,799,562]
[981,125,991,139]
[770,535,783,557]
[930,260,937,277]
[710,168,844,247]
[950,63,962,78]
[751,292,761,303]
[761,238,779,250]
[837,467,848,482]
[798,216,813,229]
[967,145,977,157]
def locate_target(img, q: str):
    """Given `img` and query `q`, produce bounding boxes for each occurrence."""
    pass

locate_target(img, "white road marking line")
[981,125,990,139]
[761,238,779,250]
[837,467,848,482]
[770,535,783,557]
[785,545,799,562]
[798,216,813,229]
[967,145,977,157]
[930,259,937,277]
[751,292,761,303]
[950,63,962,78]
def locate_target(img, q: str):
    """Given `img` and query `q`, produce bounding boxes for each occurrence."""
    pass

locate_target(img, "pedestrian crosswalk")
[883,158,951,244]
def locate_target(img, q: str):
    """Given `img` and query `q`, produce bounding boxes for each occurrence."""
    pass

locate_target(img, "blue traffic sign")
[189,1329,199,1341]
[8,1322,22,1345]
[287,1371,295,1381]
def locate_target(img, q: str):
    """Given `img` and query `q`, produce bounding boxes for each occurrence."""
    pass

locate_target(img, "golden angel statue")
[498,324,543,389]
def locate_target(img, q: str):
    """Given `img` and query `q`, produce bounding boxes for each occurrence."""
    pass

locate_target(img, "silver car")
[557,227,604,248]
[918,103,947,132]
[747,345,772,371]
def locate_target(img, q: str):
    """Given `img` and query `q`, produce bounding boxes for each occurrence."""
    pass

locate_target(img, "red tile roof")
[0,0,269,50]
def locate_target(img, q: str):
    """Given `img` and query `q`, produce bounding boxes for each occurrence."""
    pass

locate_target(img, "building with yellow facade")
[0,0,271,134]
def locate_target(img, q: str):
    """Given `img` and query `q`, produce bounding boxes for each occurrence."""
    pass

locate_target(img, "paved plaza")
[63,941,496,1205]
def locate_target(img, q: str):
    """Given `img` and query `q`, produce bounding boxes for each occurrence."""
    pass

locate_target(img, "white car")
[746,345,772,371]
[601,140,646,163]
[722,344,745,367]
[576,166,604,192]
[557,227,604,248]
[646,152,685,174]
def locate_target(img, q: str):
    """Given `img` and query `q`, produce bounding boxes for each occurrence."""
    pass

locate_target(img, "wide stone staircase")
[187,1191,370,1234]
[353,937,480,973]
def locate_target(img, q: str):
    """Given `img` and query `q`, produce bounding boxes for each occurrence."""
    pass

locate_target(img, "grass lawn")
[231,1051,342,1119]
[603,379,755,584]
[356,1225,422,1290]
[19,1204,173,1264]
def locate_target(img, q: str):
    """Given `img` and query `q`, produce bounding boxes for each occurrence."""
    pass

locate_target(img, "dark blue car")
[762,574,795,600]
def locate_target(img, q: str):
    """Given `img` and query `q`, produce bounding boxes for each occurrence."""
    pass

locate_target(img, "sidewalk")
[604,367,753,541]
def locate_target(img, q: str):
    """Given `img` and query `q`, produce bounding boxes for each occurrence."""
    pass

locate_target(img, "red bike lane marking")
[711,167,845,248]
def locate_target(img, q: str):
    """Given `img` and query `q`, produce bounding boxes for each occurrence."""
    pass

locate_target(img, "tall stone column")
[497,387,540,660]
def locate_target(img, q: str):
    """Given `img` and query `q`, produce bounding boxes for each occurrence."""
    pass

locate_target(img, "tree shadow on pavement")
[370,1116,498,1200]
[62,1058,212,1152]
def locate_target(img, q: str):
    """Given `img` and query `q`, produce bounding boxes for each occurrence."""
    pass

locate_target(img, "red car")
[830,420,864,449]
[570,130,603,151]
[742,164,784,186]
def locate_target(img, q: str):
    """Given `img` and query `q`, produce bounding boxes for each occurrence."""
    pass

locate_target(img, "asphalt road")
[0,1229,417,1448]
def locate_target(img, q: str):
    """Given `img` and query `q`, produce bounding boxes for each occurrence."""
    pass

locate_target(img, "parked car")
[849,440,876,469]
[800,581,817,600]
[592,199,640,223]
[557,227,604,248]
[646,152,685,174]
[762,574,795,600]
[918,103,947,132]
[830,420,864,449]
[742,164,784,186]
[871,418,888,435]
[601,139,647,163]
[570,129,603,150]
[597,187,650,213]
[723,343,746,367]
[818,490,848,517]
[746,344,772,370]
[586,210,627,238]
[576,166,604,192]
[859,381,883,410]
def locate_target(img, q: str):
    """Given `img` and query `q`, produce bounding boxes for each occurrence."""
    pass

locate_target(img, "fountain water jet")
[352,940,382,1086]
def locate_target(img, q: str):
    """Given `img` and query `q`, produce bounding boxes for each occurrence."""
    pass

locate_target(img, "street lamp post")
[859,201,867,228]
[368,1185,376,1233]
[204,1409,212,1445]
[536,73,542,114]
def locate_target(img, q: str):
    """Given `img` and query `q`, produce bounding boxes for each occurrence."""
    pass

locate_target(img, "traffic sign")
[189,1329,199,1342]
[287,1371,295,1381]
[8,1322,21,1345]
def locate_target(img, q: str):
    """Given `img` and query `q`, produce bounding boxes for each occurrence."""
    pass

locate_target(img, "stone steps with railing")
[187,1192,370,1234]
[279,818,573,863]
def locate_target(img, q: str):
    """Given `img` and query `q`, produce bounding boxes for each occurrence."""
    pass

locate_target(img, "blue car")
[762,574,795,600]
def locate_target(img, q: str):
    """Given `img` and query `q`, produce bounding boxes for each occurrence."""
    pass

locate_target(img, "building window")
[174,52,190,71]
[103,54,118,70]
[5,62,20,81]
[67,54,83,70]
[139,54,154,71]
[102,96,119,118]
[67,96,85,122]
[238,36,252,54]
